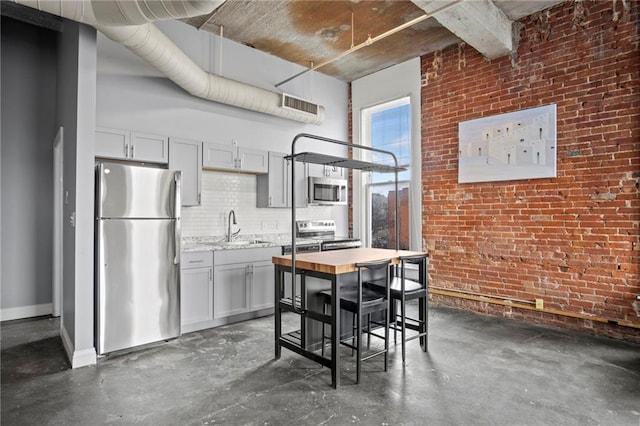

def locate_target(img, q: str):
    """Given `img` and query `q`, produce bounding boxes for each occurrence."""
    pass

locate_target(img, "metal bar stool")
[365,254,428,363]
[320,259,391,384]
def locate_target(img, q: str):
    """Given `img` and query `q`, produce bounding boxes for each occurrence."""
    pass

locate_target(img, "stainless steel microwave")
[308,177,347,205]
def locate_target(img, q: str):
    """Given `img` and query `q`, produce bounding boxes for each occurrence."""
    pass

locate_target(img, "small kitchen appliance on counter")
[95,161,181,355]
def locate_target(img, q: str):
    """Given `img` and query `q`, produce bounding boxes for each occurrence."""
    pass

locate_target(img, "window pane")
[371,103,411,182]
[363,97,411,250]
[370,182,410,250]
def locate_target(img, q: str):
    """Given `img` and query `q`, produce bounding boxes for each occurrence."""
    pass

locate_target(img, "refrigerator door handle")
[174,172,182,265]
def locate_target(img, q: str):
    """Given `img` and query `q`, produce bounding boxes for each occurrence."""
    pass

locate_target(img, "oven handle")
[321,242,362,251]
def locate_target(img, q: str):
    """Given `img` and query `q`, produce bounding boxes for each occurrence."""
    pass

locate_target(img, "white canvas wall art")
[458,104,557,183]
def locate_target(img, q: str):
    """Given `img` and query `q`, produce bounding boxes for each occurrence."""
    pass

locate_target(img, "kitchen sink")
[217,241,248,246]
[209,239,273,247]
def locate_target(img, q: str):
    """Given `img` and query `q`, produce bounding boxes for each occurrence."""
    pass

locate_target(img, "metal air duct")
[15,0,325,125]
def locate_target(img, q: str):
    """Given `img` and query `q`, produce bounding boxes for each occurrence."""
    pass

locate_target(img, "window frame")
[359,96,412,249]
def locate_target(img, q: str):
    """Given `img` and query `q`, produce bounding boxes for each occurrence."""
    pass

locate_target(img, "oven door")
[282,243,321,255]
[321,239,362,251]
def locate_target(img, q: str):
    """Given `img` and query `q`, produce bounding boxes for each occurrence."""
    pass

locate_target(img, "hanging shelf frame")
[286,133,406,314]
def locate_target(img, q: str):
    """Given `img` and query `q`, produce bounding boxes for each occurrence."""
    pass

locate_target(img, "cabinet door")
[169,138,202,206]
[264,152,287,207]
[131,132,169,164]
[257,152,306,208]
[238,147,268,173]
[180,267,213,329]
[251,260,275,310]
[290,159,307,208]
[95,127,130,160]
[214,264,250,318]
[202,142,236,170]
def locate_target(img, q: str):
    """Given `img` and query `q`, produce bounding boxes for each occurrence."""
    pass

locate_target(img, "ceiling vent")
[282,93,320,116]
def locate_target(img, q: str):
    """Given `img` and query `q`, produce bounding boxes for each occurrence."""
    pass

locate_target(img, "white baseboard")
[60,321,97,368]
[0,303,52,321]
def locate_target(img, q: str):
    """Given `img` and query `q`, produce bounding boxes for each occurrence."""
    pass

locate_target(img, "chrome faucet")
[227,210,241,242]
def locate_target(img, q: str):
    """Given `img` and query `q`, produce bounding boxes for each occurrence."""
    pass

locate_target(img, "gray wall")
[96,20,349,150]
[1,16,57,312]
[56,20,97,366]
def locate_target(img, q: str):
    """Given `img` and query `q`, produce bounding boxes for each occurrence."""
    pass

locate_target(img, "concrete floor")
[2,305,639,425]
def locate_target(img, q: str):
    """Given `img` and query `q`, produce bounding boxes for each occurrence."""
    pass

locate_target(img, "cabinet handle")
[209,268,212,281]
[198,193,201,204]
[124,144,129,156]
[130,144,135,158]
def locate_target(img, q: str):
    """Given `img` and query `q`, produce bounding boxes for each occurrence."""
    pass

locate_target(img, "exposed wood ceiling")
[183,0,566,83]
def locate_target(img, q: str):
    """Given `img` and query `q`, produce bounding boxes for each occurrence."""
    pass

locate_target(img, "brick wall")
[421,0,640,342]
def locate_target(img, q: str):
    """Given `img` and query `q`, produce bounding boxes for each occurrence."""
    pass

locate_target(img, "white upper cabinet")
[95,127,130,160]
[202,141,268,174]
[131,132,169,163]
[169,137,202,206]
[202,142,236,170]
[238,146,269,173]
[95,127,168,164]
[257,151,306,208]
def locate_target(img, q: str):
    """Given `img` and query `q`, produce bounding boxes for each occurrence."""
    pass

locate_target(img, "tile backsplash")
[181,171,334,237]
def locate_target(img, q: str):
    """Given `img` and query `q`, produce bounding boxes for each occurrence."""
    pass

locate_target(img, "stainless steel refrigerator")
[95,161,181,355]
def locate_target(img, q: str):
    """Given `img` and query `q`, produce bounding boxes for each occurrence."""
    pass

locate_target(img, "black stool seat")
[364,254,429,363]
[321,287,385,313]
[368,277,423,295]
[319,259,391,384]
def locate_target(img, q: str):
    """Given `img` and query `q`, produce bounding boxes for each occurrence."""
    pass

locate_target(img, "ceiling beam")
[1,1,63,32]
[412,0,514,59]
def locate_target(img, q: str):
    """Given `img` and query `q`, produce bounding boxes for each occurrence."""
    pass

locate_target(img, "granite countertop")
[181,235,285,252]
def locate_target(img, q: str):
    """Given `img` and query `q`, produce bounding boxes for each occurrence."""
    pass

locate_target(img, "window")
[362,98,411,249]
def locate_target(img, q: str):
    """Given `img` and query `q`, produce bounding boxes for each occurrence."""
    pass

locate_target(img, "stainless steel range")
[296,220,362,251]
[281,238,321,255]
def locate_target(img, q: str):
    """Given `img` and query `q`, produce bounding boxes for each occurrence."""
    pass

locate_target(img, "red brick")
[420,0,640,342]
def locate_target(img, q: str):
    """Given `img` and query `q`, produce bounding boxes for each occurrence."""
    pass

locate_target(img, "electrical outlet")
[535,299,544,310]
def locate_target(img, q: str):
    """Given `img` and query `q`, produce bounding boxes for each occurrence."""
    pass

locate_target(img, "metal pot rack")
[286,133,405,314]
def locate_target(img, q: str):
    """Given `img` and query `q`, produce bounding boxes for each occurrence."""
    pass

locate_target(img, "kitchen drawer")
[181,251,213,269]
[214,247,280,265]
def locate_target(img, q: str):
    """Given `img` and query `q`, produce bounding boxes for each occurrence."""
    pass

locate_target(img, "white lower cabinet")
[213,263,250,318]
[213,247,280,319]
[181,246,279,333]
[251,260,276,310]
[180,251,214,333]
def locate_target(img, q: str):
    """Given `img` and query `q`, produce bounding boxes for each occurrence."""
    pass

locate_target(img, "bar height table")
[273,247,427,388]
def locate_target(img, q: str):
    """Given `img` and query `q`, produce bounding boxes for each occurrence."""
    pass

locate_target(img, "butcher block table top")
[272,247,427,275]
